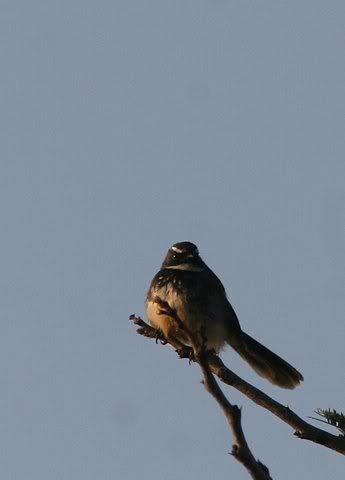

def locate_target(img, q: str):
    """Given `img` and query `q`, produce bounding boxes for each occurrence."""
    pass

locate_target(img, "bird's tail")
[228,331,303,389]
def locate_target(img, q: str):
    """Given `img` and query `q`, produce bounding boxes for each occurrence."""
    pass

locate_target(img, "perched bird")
[146,241,303,389]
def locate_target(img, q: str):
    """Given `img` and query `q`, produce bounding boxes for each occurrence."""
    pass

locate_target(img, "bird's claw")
[176,346,195,363]
[155,330,167,345]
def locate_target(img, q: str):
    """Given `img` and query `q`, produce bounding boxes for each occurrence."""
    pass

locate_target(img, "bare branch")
[196,344,272,479]
[130,315,345,456]
[130,313,272,479]
[207,356,345,455]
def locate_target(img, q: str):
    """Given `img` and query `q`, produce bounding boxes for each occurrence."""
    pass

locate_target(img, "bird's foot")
[176,346,195,363]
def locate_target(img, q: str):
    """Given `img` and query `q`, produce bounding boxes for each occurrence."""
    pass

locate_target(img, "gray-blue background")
[1,2,344,479]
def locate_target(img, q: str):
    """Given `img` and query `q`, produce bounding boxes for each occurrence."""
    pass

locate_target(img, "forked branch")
[130,314,345,457]
[130,311,272,480]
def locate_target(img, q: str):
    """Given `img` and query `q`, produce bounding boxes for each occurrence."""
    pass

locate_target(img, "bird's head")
[162,241,204,270]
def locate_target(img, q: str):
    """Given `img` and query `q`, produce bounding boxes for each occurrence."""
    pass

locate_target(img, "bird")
[146,241,303,389]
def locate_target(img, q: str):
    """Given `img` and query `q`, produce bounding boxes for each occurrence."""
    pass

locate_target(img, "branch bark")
[130,314,345,456]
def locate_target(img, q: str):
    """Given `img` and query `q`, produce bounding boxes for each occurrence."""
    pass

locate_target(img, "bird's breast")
[147,271,188,312]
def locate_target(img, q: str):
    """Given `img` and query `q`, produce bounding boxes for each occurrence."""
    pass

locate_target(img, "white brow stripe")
[171,245,184,253]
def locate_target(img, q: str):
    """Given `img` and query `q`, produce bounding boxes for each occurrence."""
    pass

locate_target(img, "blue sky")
[1,2,345,479]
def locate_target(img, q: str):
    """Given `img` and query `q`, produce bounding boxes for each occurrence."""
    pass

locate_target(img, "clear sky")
[1,2,344,479]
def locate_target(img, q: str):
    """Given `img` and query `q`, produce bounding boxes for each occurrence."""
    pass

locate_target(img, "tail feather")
[229,331,303,389]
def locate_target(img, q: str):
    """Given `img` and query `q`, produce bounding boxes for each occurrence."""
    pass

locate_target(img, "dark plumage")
[146,241,303,389]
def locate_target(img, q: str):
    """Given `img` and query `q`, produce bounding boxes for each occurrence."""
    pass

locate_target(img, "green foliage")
[314,408,345,436]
